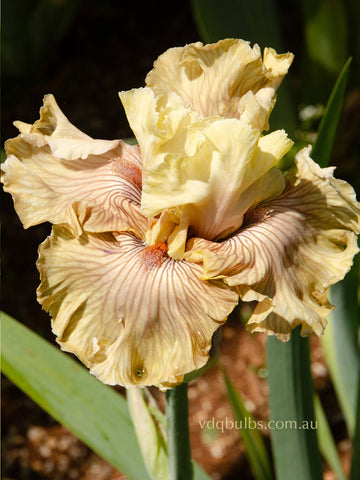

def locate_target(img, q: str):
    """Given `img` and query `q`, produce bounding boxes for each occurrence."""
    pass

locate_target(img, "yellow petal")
[19,94,119,160]
[120,87,292,252]
[146,39,294,130]
[37,226,238,389]
[2,95,148,236]
[186,147,360,340]
[191,123,292,240]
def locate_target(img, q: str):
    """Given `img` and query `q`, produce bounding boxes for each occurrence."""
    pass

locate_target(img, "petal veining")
[145,39,294,131]
[120,87,292,255]
[2,95,148,236]
[37,226,238,389]
[185,147,360,340]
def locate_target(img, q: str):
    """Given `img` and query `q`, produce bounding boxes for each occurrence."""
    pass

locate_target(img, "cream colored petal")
[119,87,214,226]
[190,123,292,240]
[185,148,360,340]
[146,39,294,130]
[2,98,148,236]
[17,94,119,160]
[120,87,292,251]
[145,209,189,261]
[37,226,238,389]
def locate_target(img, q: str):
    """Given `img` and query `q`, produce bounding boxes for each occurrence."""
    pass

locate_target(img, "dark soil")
[2,1,358,479]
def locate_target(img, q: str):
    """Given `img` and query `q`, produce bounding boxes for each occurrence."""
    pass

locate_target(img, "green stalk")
[267,327,323,480]
[350,371,360,480]
[165,383,193,480]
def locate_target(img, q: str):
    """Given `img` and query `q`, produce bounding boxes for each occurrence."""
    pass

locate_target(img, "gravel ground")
[2,1,358,478]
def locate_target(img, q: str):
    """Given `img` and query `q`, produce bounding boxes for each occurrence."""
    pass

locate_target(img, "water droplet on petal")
[135,366,146,378]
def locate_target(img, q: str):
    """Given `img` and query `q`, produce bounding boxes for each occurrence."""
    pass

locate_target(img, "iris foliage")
[2,1,360,480]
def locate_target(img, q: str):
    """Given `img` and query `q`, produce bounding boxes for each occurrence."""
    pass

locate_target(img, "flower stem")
[165,382,193,480]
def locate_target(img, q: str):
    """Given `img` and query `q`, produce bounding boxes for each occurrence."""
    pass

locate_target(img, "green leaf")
[191,0,297,135]
[1,312,152,480]
[124,136,138,145]
[1,149,7,164]
[191,0,282,50]
[311,57,352,167]
[301,0,348,75]
[313,53,357,437]
[298,0,350,103]
[1,312,211,480]
[222,370,273,480]
[266,328,323,480]
[2,0,81,77]
[314,395,346,480]
[127,388,169,480]
[350,370,360,480]
[321,254,360,437]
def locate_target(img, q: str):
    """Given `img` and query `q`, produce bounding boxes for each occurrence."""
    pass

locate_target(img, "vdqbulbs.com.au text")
[199,417,318,434]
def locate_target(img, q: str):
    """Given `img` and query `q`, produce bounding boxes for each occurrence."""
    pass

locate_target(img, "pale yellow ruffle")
[37,226,238,389]
[185,147,360,340]
[3,38,359,394]
[120,87,292,258]
[146,39,294,131]
[2,95,149,237]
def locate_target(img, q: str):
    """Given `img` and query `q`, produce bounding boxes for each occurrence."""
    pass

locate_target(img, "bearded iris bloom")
[2,39,360,390]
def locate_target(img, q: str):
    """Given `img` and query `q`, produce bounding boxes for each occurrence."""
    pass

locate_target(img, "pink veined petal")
[185,148,360,340]
[2,95,148,236]
[37,226,238,390]
[120,87,292,259]
[145,39,293,131]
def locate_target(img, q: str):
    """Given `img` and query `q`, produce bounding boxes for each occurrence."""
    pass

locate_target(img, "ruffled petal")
[145,39,294,130]
[14,94,119,160]
[120,87,292,256]
[2,95,148,236]
[185,147,360,340]
[37,226,238,389]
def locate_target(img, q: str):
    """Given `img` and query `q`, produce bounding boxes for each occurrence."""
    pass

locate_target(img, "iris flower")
[2,39,360,390]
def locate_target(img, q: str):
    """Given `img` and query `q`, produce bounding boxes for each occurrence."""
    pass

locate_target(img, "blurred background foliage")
[2,1,360,479]
[3,0,359,184]
[2,0,82,78]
